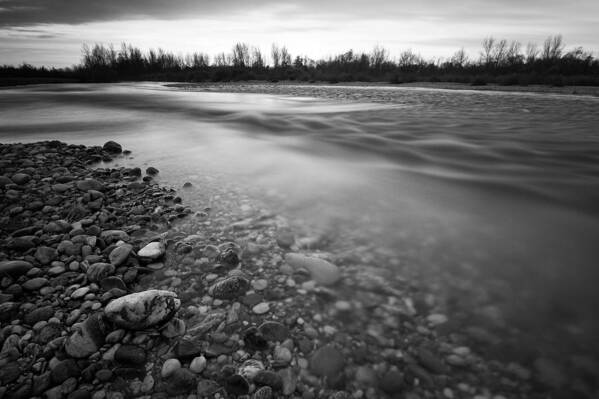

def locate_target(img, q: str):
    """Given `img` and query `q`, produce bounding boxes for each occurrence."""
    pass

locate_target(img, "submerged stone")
[285,253,340,285]
[208,276,250,299]
[103,141,122,154]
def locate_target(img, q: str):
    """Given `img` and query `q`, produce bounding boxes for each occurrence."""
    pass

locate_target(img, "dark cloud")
[0,0,260,26]
[0,0,590,27]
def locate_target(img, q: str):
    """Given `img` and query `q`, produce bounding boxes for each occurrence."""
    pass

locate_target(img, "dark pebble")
[115,344,147,365]
[254,370,283,391]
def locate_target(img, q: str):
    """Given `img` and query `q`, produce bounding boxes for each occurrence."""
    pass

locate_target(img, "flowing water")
[2,82,599,386]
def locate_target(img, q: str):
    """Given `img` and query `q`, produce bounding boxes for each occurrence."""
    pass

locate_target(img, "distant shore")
[167,80,599,97]
[2,77,598,97]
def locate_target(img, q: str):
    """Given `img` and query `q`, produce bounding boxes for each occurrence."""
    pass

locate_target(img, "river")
[2,82,599,391]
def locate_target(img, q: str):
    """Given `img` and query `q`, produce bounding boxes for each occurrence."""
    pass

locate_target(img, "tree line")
[1,35,598,86]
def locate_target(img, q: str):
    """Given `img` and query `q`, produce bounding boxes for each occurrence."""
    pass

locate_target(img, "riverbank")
[0,140,593,399]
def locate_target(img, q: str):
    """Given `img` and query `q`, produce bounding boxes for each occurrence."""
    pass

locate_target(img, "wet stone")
[24,305,55,325]
[258,321,289,342]
[285,253,340,286]
[104,289,181,330]
[0,260,33,277]
[22,277,48,290]
[253,386,273,399]
[254,370,283,391]
[65,313,106,358]
[161,358,181,378]
[0,362,20,384]
[115,345,147,366]
[380,370,404,394]
[309,345,345,378]
[417,348,447,374]
[137,241,165,260]
[103,141,122,154]
[52,359,80,384]
[35,246,57,265]
[197,379,221,397]
[87,263,115,283]
[209,275,250,300]
[108,244,133,266]
[165,368,197,396]
[76,179,105,192]
[175,338,203,359]
[216,242,242,267]
[225,374,250,396]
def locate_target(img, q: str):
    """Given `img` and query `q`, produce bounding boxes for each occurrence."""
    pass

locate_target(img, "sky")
[0,0,598,67]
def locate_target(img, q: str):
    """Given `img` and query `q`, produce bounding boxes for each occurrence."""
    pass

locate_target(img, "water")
[2,82,599,387]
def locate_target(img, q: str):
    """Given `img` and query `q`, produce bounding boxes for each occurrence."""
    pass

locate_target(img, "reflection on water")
[2,82,599,381]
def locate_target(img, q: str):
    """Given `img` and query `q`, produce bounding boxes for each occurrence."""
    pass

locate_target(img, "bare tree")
[213,52,229,67]
[370,44,388,69]
[398,49,422,68]
[525,42,539,63]
[481,36,495,65]
[450,47,468,67]
[271,44,281,68]
[280,46,291,67]
[232,43,250,67]
[506,40,523,65]
[542,34,564,60]
[492,39,508,66]
[192,52,209,68]
[250,47,264,68]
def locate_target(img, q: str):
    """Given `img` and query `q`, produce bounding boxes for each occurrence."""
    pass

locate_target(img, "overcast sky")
[1,0,598,67]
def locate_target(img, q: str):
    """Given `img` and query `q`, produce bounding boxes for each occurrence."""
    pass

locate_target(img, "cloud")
[1,0,596,27]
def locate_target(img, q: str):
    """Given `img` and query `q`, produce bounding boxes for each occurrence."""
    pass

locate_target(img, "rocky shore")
[0,140,595,399]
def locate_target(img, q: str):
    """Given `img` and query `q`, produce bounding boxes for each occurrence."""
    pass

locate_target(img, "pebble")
[22,277,49,290]
[252,279,268,291]
[137,241,165,260]
[252,302,270,314]
[0,260,33,277]
[108,244,133,266]
[190,356,207,373]
[258,321,289,342]
[379,370,404,394]
[161,358,181,378]
[208,276,250,299]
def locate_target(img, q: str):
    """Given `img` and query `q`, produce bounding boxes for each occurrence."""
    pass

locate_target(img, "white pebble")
[252,302,270,315]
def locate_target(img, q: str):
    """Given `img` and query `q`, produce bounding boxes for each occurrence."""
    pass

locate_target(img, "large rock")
[103,141,122,154]
[0,260,33,277]
[285,253,340,285]
[104,290,181,330]
[65,313,107,358]
[137,241,165,260]
[76,179,105,192]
